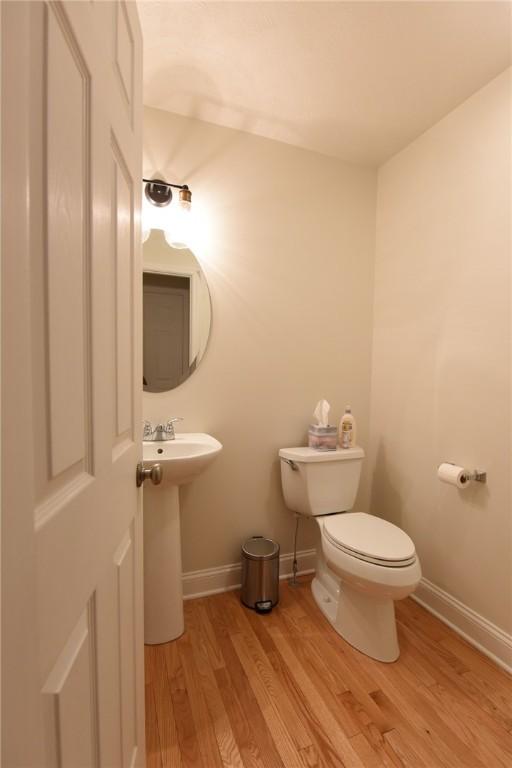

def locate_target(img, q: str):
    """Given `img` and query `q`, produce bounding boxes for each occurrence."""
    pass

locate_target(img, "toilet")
[279,445,421,662]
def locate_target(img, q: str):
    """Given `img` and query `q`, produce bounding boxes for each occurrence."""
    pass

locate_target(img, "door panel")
[112,138,135,444]
[115,1,136,124]
[47,4,92,477]
[115,526,138,768]
[1,1,144,765]
[42,604,99,768]
[31,0,95,513]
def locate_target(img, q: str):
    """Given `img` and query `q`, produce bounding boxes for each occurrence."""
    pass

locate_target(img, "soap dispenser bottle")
[339,406,356,449]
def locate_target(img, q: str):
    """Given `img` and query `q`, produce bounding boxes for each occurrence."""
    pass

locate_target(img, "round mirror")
[142,229,212,392]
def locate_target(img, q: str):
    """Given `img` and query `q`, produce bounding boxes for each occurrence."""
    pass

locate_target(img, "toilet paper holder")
[461,469,487,484]
[445,463,487,484]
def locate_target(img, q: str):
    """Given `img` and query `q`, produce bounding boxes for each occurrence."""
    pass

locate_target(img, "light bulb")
[142,192,166,234]
[164,199,192,250]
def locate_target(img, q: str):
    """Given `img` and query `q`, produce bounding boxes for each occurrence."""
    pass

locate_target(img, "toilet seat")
[322,512,416,568]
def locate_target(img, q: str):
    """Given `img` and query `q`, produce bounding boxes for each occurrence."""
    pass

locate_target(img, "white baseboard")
[182,548,316,600]
[412,578,512,675]
[183,553,512,674]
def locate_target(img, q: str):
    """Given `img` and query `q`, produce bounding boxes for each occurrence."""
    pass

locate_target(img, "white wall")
[143,106,377,573]
[367,70,511,634]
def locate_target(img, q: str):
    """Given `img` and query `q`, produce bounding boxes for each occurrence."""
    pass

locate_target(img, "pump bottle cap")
[345,406,351,413]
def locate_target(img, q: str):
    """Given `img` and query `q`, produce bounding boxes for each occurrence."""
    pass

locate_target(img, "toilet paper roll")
[438,463,468,488]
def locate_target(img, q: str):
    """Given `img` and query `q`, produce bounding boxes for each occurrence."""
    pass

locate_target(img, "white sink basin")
[143,432,222,486]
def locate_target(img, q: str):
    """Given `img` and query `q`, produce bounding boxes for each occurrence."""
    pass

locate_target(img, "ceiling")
[139,1,512,166]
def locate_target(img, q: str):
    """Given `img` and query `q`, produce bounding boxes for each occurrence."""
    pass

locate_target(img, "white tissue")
[438,463,468,489]
[313,399,331,427]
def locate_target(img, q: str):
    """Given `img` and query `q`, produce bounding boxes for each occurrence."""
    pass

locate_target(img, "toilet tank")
[279,446,365,516]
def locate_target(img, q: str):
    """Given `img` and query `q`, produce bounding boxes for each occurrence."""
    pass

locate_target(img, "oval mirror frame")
[142,229,212,393]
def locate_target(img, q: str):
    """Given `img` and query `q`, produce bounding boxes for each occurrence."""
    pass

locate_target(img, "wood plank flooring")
[145,576,512,768]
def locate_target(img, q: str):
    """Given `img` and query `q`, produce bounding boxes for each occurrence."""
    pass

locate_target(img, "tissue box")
[308,424,337,451]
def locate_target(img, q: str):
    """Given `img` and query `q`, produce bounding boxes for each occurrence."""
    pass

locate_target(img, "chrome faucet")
[143,418,183,441]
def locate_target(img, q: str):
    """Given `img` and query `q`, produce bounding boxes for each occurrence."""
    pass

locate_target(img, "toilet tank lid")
[279,446,364,463]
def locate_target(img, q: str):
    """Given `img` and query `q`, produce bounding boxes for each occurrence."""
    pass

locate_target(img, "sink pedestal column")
[143,484,184,644]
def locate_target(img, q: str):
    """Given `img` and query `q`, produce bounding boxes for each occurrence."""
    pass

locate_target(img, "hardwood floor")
[145,577,512,768]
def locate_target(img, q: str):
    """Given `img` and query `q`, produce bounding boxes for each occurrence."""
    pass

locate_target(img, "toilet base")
[312,575,400,662]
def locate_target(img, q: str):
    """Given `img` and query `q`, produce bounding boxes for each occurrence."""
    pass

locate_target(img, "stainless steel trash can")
[241,536,280,613]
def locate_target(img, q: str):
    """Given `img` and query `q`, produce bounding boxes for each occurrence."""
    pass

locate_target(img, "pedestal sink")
[143,433,222,644]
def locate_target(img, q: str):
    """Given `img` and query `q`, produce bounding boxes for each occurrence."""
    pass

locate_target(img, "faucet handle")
[164,417,183,439]
[142,420,153,439]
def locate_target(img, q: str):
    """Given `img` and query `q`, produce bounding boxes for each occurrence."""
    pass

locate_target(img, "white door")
[2,2,144,766]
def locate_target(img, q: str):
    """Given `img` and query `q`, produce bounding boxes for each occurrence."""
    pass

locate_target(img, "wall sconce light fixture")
[142,177,192,249]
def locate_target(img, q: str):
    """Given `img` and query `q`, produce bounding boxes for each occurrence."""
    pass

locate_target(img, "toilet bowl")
[279,446,421,662]
[315,512,421,661]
